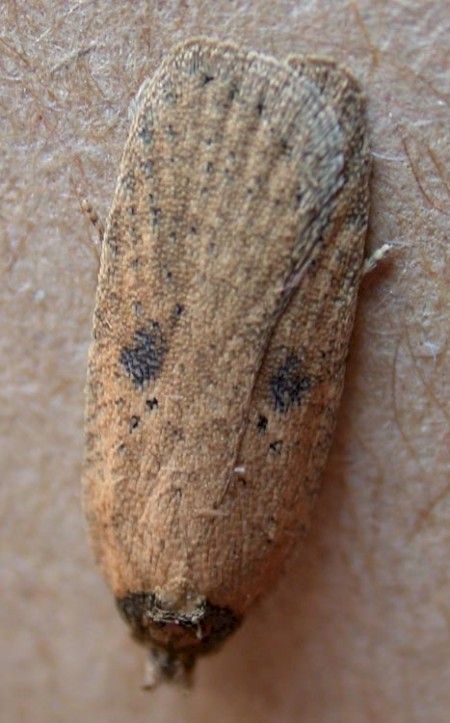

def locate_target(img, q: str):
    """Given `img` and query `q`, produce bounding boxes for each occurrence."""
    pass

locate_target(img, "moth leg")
[80,197,105,243]
[361,243,392,276]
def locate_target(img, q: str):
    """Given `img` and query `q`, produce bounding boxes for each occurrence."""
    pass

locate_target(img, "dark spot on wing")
[228,83,239,102]
[140,159,154,178]
[270,353,310,413]
[120,322,167,388]
[269,440,283,455]
[129,415,140,431]
[138,124,153,145]
[257,415,268,434]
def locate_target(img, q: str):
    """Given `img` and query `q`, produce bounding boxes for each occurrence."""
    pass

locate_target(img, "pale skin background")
[1,1,448,721]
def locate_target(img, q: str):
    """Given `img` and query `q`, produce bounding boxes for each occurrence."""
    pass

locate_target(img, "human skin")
[0,2,448,722]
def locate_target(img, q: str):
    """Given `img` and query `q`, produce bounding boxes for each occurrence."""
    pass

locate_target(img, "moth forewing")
[82,37,370,685]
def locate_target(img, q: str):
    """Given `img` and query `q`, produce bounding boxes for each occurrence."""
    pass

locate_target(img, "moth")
[82,37,371,686]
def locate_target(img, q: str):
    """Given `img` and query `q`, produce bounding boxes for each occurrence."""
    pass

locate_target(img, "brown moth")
[82,37,370,686]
